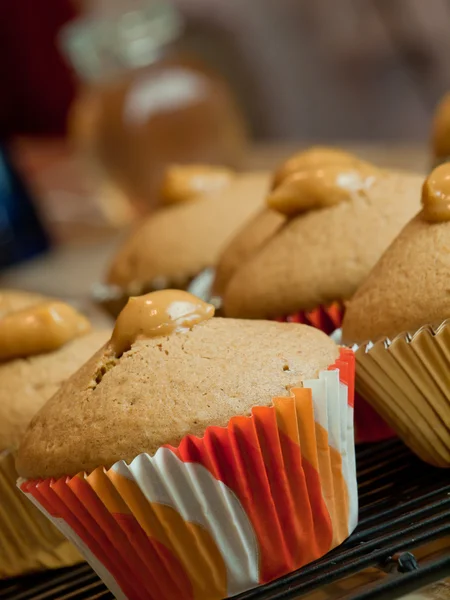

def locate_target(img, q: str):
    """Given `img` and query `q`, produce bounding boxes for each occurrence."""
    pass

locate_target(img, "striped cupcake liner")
[353,319,450,467]
[0,450,81,578]
[19,349,357,600]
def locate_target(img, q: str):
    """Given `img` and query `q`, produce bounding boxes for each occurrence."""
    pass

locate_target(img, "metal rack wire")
[1,439,449,600]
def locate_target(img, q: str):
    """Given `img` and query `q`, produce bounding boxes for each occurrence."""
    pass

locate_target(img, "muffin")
[0,292,110,577]
[342,164,450,467]
[220,149,423,325]
[100,165,270,316]
[17,290,356,600]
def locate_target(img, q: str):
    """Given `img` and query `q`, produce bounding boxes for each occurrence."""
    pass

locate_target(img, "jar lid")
[61,1,183,80]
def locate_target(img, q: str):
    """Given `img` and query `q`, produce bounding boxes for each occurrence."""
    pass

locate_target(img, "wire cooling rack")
[1,439,449,600]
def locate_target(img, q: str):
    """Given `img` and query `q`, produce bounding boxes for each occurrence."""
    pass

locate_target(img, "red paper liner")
[353,392,396,444]
[20,350,357,600]
[274,301,345,336]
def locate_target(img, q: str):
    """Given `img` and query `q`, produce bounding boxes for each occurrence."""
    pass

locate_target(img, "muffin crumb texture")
[17,318,338,479]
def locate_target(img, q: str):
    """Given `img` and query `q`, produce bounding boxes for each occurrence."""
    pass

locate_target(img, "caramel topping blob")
[421,163,450,222]
[160,164,235,206]
[0,302,91,361]
[272,146,364,190]
[110,289,215,356]
[431,92,450,161]
[267,163,378,217]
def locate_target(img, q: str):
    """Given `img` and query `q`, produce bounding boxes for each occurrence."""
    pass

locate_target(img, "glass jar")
[62,1,247,213]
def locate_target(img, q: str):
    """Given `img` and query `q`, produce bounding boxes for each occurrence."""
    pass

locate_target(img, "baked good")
[221,148,423,321]
[342,164,450,466]
[18,292,337,478]
[107,166,270,290]
[18,290,357,599]
[0,292,110,578]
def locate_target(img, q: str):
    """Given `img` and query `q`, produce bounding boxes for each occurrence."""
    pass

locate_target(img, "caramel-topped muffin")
[16,290,356,599]
[220,148,423,319]
[343,163,450,343]
[0,295,109,450]
[17,290,338,479]
[107,166,270,290]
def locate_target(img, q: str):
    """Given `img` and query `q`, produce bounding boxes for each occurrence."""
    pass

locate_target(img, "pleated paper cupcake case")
[20,349,357,600]
[354,320,450,467]
[274,301,345,336]
[0,450,81,578]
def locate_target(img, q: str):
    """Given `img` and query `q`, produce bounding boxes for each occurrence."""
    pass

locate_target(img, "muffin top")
[17,290,338,479]
[221,148,423,318]
[0,293,110,451]
[342,163,450,343]
[107,167,270,288]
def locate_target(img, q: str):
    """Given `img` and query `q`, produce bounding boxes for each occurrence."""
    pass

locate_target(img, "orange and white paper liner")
[353,320,450,467]
[20,349,356,600]
[0,451,81,578]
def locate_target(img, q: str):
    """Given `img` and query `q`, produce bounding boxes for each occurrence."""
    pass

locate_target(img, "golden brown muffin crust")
[107,172,270,287]
[223,170,423,319]
[213,208,286,297]
[17,318,338,479]
[342,214,450,343]
[0,330,110,452]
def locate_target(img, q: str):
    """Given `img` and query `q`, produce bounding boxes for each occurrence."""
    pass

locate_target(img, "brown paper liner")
[354,319,450,467]
[0,451,82,578]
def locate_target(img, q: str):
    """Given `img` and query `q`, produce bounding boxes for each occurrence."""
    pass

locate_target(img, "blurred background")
[2,0,450,271]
